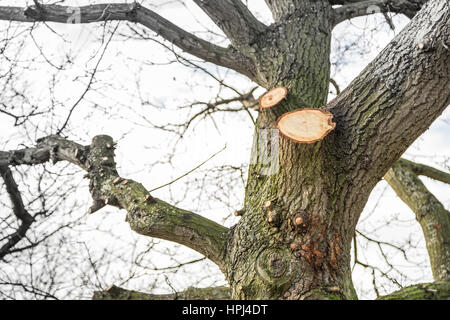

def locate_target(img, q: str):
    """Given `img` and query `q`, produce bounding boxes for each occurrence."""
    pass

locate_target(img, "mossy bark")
[378,281,450,300]
[385,159,450,281]
[224,0,449,300]
[93,285,231,300]
[225,2,357,300]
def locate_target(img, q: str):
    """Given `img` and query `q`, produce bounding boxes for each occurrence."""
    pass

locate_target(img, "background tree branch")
[384,159,450,281]
[333,0,430,25]
[408,160,450,184]
[377,281,450,299]
[0,2,257,80]
[192,0,266,50]
[0,166,34,260]
[0,135,230,270]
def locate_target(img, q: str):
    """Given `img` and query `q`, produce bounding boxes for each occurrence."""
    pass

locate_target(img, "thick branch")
[93,285,230,300]
[0,166,34,260]
[192,0,266,50]
[377,281,450,300]
[384,159,450,281]
[0,3,257,80]
[408,160,450,184]
[333,0,430,25]
[0,135,229,270]
[327,0,449,204]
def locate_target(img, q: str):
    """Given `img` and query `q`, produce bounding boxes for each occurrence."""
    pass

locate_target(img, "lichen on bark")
[377,281,450,300]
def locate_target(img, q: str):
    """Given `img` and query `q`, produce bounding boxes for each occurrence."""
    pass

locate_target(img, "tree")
[0,0,449,300]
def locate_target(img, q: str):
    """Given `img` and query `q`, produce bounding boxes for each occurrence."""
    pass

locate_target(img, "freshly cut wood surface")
[259,86,287,109]
[276,108,336,143]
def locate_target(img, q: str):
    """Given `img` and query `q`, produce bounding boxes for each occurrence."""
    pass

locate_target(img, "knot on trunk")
[255,246,294,287]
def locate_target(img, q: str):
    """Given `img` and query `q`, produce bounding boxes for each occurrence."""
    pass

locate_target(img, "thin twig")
[149,145,227,192]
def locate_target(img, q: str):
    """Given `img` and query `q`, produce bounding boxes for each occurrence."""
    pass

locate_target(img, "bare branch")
[0,2,257,80]
[1,135,230,270]
[149,145,226,193]
[384,159,450,281]
[377,281,450,300]
[333,0,430,25]
[330,78,341,95]
[356,230,408,260]
[192,0,266,49]
[406,159,450,184]
[0,166,34,260]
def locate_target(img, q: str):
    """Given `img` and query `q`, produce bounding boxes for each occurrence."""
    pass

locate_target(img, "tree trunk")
[225,2,357,300]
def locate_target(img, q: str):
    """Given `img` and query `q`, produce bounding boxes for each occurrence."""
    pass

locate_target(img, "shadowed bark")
[333,0,430,24]
[191,0,266,50]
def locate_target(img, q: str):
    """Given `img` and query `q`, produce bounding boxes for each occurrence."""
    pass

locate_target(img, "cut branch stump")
[276,108,336,143]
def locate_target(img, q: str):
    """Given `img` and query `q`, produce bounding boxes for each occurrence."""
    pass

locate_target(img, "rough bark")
[93,285,230,300]
[226,0,448,300]
[377,281,450,300]
[191,0,266,51]
[385,159,450,281]
[0,3,257,80]
[326,0,449,236]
